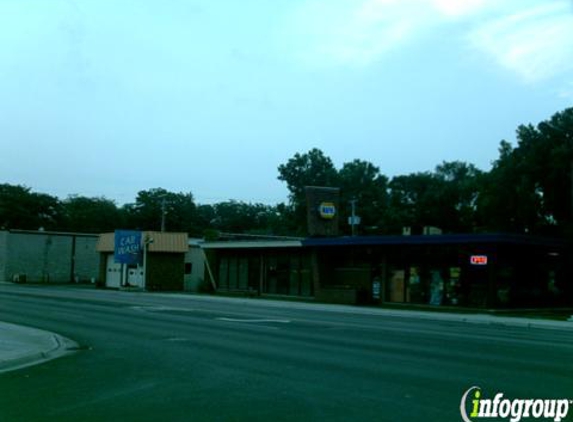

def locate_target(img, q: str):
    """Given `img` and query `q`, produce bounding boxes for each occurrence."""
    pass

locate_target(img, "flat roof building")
[203,233,572,309]
[96,231,188,291]
[0,229,99,284]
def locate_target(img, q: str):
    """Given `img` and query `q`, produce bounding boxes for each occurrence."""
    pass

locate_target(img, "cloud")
[282,0,424,67]
[281,0,492,68]
[469,2,573,83]
[431,0,491,18]
[282,0,573,85]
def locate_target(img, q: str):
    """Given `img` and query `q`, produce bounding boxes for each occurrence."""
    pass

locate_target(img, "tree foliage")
[277,148,339,234]
[338,159,389,234]
[277,148,339,201]
[0,184,62,230]
[434,161,483,232]
[386,172,440,232]
[199,201,280,235]
[61,196,123,233]
[122,188,198,234]
[478,107,573,234]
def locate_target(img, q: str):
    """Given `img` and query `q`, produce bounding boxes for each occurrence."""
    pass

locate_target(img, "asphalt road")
[1,284,572,422]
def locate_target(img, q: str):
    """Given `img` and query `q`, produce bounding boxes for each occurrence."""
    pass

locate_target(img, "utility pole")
[161,197,167,232]
[143,234,154,291]
[350,199,358,236]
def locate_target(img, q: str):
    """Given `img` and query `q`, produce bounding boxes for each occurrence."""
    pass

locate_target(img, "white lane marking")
[216,317,291,323]
[164,337,189,342]
[130,306,194,312]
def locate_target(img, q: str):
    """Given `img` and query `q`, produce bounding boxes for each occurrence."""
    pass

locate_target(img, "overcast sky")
[1,0,572,205]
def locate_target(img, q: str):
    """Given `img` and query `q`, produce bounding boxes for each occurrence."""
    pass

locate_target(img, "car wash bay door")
[106,255,144,288]
[106,254,122,288]
[126,264,144,288]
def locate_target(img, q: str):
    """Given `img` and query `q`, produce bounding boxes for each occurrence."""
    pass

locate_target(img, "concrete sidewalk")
[0,322,77,374]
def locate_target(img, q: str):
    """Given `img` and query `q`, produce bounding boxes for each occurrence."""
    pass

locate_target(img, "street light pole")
[161,197,167,232]
[142,235,154,291]
[142,240,148,291]
[350,199,358,236]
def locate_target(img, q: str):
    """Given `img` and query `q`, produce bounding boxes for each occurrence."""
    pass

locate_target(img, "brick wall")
[1,231,99,283]
[73,236,99,282]
[6,233,72,282]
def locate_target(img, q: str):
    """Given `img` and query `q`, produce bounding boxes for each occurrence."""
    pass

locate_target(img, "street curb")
[154,293,573,332]
[0,324,78,374]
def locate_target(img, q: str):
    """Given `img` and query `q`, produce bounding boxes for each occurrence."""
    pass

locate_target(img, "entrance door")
[388,269,405,302]
[106,254,122,288]
[127,265,144,288]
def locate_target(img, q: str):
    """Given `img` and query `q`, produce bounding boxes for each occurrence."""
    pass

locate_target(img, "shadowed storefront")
[304,233,572,308]
[204,233,572,309]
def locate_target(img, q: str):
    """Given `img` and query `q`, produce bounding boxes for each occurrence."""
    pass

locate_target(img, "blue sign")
[114,230,142,265]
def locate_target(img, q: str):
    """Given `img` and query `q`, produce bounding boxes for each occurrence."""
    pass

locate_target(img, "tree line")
[1,107,572,238]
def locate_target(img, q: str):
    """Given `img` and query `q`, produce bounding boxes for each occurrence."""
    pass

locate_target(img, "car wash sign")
[114,230,143,265]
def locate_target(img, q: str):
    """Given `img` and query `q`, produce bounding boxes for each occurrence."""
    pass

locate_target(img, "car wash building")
[96,231,188,291]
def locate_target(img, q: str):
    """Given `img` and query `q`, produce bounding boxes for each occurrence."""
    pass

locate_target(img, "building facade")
[96,231,188,291]
[0,230,99,283]
[202,240,314,297]
[203,234,572,309]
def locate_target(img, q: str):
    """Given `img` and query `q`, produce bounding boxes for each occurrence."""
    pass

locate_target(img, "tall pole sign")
[305,186,340,237]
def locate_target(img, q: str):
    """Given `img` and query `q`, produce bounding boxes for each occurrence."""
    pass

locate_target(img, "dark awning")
[302,233,568,248]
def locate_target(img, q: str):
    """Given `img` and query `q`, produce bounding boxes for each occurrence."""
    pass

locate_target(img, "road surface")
[1,284,572,422]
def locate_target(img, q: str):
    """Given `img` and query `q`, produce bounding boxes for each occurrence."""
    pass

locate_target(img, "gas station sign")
[318,202,336,220]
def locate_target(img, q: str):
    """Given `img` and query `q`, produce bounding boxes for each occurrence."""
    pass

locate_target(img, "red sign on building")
[470,255,488,265]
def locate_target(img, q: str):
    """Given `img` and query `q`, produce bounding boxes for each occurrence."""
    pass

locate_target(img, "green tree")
[277,148,339,234]
[123,188,198,234]
[0,184,63,230]
[477,140,534,232]
[386,162,483,234]
[61,195,123,233]
[338,159,389,234]
[434,161,483,232]
[209,201,275,234]
[387,172,444,233]
[196,201,294,237]
[478,107,573,235]
[278,148,339,201]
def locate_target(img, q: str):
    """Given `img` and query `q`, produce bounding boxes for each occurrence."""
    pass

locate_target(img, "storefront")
[304,234,572,308]
[93,231,568,308]
[202,240,315,298]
